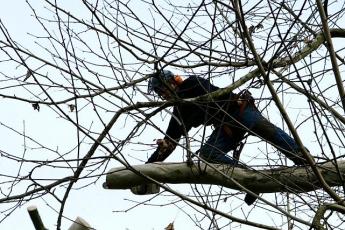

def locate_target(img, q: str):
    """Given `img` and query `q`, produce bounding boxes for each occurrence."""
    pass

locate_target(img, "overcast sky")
[1,1,344,230]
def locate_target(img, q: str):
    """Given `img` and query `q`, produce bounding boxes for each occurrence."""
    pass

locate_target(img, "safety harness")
[227,89,255,161]
[236,89,255,117]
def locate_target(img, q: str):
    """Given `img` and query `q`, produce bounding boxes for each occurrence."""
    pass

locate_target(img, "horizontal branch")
[104,161,345,194]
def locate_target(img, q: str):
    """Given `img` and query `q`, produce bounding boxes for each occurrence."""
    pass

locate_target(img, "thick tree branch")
[104,161,345,194]
[193,28,345,115]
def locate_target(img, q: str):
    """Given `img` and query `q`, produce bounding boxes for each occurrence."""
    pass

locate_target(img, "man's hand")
[156,139,176,153]
[146,138,177,163]
[156,138,168,148]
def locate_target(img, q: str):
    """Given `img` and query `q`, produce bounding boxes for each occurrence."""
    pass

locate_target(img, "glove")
[156,139,173,152]
[146,138,177,163]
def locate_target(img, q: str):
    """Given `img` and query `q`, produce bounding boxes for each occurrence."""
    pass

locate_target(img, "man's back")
[164,76,237,140]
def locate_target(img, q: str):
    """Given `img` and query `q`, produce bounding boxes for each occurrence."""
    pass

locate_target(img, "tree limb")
[104,161,345,194]
[312,203,345,230]
[27,206,47,230]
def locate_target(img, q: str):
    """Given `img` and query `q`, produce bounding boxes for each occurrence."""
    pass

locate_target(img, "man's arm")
[132,119,181,195]
[146,138,177,163]
[146,107,189,163]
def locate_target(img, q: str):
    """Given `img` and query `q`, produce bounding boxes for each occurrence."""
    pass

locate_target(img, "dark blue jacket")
[147,76,237,163]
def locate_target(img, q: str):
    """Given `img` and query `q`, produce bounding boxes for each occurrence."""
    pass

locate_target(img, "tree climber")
[144,69,308,205]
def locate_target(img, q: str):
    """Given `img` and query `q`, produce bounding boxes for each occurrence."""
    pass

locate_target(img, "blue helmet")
[147,70,175,95]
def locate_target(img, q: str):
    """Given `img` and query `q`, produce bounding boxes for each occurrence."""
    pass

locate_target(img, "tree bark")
[104,161,345,194]
[27,205,47,230]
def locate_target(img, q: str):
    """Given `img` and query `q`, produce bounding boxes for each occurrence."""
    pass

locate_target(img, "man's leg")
[198,126,245,165]
[238,105,309,205]
[199,125,257,205]
[239,105,307,165]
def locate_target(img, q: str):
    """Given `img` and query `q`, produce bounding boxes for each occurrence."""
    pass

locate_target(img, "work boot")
[244,192,259,205]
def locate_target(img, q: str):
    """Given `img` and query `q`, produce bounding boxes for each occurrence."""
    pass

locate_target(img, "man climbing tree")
[2,0,345,229]
[143,69,309,204]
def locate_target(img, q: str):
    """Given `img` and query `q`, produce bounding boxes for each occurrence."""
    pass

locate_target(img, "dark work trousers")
[199,104,306,165]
